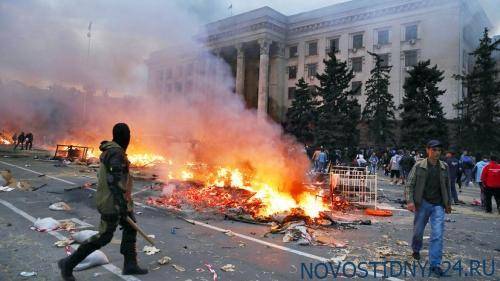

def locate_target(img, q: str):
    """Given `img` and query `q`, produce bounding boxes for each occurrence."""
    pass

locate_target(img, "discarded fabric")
[74,250,109,271]
[33,217,60,232]
[49,202,72,211]
[157,256,171,265]
[72,230,98,243]
[220,264,236,272]
[143,245,160,255]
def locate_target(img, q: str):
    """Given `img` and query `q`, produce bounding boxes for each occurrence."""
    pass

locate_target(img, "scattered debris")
[54,238,74,248]
[147,234,156,239]
[74,249,109,271]
[143,245,160,255]
[224,230,235,237]
[172,264,186,272]
[157,256,172,265]
[375,246,397,257]
[0,186,15,192]
[472,199,481,206]
[365,208,393,217]
[65,182,96,191]
[32,183,47,191]
[16,181,32,191]
[396,240,409,246]
[49,202,72,211]
[19,271,37,277]
[282,221,313,245]
[33,217,60,232]
[220,264,236,272]
[205,264,218,280]
[72,230,99,243]
[445,218,456,223]
[59,220,77,231]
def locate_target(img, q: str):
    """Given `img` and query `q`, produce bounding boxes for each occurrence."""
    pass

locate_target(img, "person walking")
[14,132,25,150]
[11,133,17,147]
[460,150,474,187]
[368,152,379,175]
[445,151,463,204]
[405,140,452,277]
[317,148,328,173]
[473,156,489,208]
[480,155,500,214]
[400,150,416,185]
[58,123,147,281]
[25,132,33,150]
[389,150,403,184]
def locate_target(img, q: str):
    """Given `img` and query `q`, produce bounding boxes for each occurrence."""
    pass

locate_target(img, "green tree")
[315,50,360,153]
[362,51,396,146]
[455,28,500,154]
[400,60,448,148]
[285,78,318,144]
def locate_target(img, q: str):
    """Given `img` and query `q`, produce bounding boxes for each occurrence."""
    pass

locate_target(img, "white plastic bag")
[49,202,72,211]
[72,230,98,243]
[74,250,109,271]
[33,217,60,231]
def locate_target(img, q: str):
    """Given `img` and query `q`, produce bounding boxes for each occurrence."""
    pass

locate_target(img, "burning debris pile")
[145,164,352,225]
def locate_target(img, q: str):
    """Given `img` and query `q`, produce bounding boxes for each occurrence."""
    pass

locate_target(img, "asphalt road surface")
[0,148,498,281]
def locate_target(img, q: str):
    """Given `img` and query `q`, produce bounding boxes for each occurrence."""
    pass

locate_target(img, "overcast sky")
[0,0,498,95]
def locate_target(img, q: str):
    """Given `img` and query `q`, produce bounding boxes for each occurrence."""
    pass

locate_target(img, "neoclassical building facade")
[146,0,492,122]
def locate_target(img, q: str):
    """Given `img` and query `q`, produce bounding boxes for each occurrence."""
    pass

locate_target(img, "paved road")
[0,149,498,280]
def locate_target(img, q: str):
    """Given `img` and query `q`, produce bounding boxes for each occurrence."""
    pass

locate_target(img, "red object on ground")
[365,208,393,216]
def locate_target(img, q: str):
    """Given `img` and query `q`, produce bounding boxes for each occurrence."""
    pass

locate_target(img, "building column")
[235,43,245,97]
[257,38,271,118]
[275,42,287,121]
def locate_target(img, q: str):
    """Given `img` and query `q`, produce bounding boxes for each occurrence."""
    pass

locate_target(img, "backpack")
[484,164,500,188]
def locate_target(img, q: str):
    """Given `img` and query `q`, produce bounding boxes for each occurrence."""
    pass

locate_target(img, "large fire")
[0,132,13,145]
[157,164,330,218]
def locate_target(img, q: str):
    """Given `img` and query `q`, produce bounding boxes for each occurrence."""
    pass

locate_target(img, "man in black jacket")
[58,123,147,281]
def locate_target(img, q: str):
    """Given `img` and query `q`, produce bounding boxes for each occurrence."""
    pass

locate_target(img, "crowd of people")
[307,145,500,214]
[11,131,34,150]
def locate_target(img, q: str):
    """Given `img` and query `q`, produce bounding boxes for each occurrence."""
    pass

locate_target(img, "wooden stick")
[125,216,155,246]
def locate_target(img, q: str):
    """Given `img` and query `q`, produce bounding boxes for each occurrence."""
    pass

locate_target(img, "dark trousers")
[484,188,500,213]
[449,177,459,203]
[14,141,24,150]
[64,212,137,268]
[25,140,32,150]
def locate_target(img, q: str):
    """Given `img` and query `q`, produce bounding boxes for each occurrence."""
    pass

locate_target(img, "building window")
[289,45,298,58]
[379,54,389,67]
[185,80,193,92]
[307,41,318,56]
[352,57,363,72]
[186,63,194,76]
[176,65,183,77]
[352,81,362,95]
[288,65,297,79]
[166,68,172,79]
[175,82,182,92]
[405,25,418,41]
[329,38,340,52]
[288,87,296,100]
[405,50,418,67]
[166,84,172,93]
[378,30,389,45]
[353,34,363,49]
[306,63,318,78]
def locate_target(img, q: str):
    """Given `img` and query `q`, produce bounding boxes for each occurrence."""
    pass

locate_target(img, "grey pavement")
[0,148,499,281]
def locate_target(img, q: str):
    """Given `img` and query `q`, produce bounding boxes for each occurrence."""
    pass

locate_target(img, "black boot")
[123,253,148,275]
[58,243,96,281]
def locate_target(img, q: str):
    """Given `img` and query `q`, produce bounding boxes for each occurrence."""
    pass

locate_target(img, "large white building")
[147,0,492,122]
